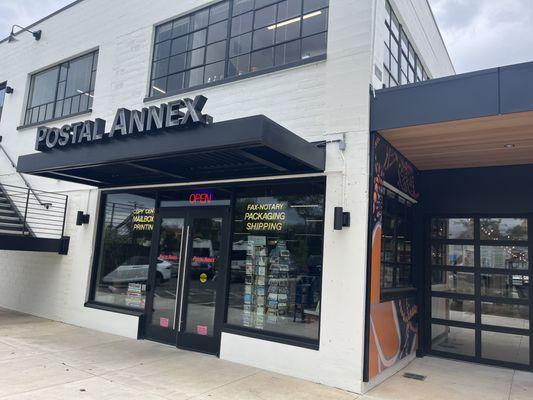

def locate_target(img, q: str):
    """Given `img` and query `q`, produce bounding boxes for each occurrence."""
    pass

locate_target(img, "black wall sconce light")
[8,25,42,43]
[334,207,351,230]
[5,86,14,94]
[76,211,90,226]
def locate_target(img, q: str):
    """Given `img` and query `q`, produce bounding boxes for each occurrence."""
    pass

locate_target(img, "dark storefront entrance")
[144,206,230,354]
[427,215,531,368]
[366,62,533,381]
[16,113,327,355]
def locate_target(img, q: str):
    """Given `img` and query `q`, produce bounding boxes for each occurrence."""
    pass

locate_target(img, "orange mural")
[367,134,419,380]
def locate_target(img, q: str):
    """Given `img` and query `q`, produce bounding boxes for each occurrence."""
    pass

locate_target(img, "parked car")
[102,256,173,285]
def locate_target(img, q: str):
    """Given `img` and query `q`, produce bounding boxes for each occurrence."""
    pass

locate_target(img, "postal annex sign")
[35,95,212,152]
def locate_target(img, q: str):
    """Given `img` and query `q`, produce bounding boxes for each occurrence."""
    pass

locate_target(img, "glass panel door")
[144,207,230,354]
[183,217,222,337]
[144,215,186,344]
[178,210,229,354]
[428,216,532,369]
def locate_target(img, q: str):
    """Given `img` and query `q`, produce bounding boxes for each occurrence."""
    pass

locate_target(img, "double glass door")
[428,216,532,369]
[143,207,230,355]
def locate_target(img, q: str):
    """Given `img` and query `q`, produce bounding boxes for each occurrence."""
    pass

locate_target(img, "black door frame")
[423,213,533,371]
[143,208,188,345]
[143,205,231,355]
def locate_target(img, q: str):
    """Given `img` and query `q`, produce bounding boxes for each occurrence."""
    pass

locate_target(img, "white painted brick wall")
[0,0,452,393]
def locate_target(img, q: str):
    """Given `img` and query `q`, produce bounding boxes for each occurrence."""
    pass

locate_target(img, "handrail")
[0,183,68,239]
[0,136,51,208]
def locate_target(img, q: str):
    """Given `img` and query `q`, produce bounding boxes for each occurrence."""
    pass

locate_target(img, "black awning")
[17,115,325,187]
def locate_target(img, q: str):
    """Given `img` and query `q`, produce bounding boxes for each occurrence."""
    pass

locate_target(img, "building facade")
[0,0,453,393]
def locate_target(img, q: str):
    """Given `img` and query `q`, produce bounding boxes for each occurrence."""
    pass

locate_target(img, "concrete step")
[0,202,12,208]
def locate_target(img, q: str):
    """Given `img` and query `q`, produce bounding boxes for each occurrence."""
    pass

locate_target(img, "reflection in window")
[482,331,529,365]
[383,1,428,88]
[481,302,529,329]
[184,217,223,337]
[480,246,528,270]
[150,0,329,96]
[432,297,475,323]
[431,244,475,267]
[481,274,529,299]
[25,51,98,125]
[431,218,474,240]
[431,271,474,295]
[432,324,475,356]
[93,192,156,309]
[380,188,415,296]
[480,218,528,241]
[226,180,324,341]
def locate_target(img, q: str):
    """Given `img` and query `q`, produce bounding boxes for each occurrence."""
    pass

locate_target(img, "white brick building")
[0,0,453,393]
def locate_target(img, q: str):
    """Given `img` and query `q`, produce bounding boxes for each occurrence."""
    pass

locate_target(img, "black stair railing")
[0,183,68,239]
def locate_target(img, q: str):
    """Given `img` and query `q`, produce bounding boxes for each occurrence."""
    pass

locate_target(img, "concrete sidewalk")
[0,307,532,399]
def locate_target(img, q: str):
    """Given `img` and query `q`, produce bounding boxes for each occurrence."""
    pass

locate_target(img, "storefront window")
[226,180,325,341]
[380,188,415,298]
[92,192,157,309]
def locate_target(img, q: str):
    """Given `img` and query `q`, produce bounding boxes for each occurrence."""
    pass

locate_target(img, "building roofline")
[424,0,456,74]
[0,0,85,45]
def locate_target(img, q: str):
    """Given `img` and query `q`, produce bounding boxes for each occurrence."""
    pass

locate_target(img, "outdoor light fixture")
[8,24,42,42]
[334,207,351,230]
[76,211,90,226]
[5,86,14,94]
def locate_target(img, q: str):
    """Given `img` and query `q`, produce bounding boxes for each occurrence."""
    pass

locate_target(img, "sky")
[1,0,532,73]
[429,0,533,73]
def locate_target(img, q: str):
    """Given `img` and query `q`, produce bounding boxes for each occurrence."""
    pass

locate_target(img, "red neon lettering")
[189,192,212,204]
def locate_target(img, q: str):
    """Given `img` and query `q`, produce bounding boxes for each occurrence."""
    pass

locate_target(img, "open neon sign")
[189,190,214,205]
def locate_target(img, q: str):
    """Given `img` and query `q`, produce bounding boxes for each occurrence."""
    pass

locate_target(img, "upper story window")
[383,1,428,88]
[24,50,98,126]
[150,0,329,97]
[0,82,5,122]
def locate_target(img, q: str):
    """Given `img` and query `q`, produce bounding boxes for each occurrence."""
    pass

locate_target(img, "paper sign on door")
[197,325,208,335]
[160,317,169,328]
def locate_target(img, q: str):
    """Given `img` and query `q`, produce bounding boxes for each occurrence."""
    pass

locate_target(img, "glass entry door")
[144,207,230,354]
[427,216,532,370]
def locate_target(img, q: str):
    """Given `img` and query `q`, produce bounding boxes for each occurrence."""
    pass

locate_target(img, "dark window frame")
[224,178,326,344]
[383,0,428,88]
[0,81,6,122]
[87,176,326,349]
[23,50,98,127]
[426,213,533,371]
[380,186,416,301]
[146,0,329,100]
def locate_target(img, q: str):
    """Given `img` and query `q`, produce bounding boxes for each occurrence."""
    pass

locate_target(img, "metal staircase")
[0,183,70,254]
[0,186,29,236]
[0,137,70,254]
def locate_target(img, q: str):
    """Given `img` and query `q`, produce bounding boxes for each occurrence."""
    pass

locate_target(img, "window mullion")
[224,1,234,78]
[51,64,62,120]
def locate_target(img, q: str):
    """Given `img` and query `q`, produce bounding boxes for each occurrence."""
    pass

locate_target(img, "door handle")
[176,225,190,333]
